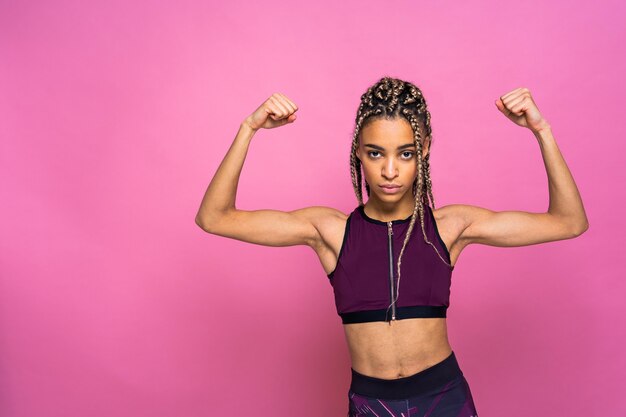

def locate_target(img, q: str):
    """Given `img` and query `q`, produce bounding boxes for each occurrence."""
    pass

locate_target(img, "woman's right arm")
[194,93,342,249]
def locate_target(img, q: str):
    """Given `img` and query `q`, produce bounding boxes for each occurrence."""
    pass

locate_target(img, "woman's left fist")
[495,87,551,133]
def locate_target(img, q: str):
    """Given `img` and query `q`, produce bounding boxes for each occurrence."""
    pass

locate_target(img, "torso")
[314,206,468,380]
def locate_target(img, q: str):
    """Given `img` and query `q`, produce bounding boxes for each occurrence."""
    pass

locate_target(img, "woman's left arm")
[447,87,589,248]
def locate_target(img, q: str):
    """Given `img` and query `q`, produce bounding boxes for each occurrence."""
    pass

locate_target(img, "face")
[355,117,430,204]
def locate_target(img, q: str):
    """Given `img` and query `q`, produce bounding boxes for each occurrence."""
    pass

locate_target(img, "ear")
[355,146,362,162]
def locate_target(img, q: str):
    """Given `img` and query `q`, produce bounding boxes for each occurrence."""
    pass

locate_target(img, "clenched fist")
[244,93,299,131]
[495,87,551,134]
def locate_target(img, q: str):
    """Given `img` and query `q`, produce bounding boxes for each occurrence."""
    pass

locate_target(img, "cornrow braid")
[349,76,453,324]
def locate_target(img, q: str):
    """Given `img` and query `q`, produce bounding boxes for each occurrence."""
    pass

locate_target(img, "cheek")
[360,161,374,176]
[405,163,418,178]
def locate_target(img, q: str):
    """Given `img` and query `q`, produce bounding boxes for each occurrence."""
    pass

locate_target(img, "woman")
[195,77,588,416]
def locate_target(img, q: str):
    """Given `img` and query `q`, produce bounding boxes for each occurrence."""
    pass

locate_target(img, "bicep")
[455,204,581,247]
[197,206,338,248]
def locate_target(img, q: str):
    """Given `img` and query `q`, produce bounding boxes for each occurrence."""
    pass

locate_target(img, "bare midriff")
[343,317,452,380]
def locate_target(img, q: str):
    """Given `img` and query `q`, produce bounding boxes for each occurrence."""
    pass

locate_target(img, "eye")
[401,151,414,159]
[367,151,382,158]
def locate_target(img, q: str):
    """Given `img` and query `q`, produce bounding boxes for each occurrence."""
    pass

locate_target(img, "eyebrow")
[364,143,416,151]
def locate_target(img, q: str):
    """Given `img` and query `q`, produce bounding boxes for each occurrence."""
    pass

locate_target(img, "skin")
[355,117,425,222]
[195,90,589,379]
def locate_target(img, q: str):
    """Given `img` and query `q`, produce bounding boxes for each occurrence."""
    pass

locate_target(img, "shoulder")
[291,206,348,225]
[290,206,349,248]
[432,203,491,224]
[433,204,493,246]
[432,203,496,245]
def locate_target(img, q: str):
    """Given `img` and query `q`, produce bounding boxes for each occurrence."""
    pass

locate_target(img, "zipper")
[387,221,396,321]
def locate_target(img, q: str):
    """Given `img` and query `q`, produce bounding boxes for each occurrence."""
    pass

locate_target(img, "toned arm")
[440,204,587,248]
[444,127,589,249]
[194,95,346,251]
[196,206,344,249]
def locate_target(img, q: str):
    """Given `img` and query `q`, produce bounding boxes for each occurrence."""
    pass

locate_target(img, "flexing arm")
[445,88,589,248]
[194,93,341,248]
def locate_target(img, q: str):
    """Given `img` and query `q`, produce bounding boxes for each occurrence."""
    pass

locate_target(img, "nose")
[382,158,398,179]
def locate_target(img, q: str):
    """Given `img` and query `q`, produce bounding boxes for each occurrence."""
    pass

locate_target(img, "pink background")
[2,1,624,416]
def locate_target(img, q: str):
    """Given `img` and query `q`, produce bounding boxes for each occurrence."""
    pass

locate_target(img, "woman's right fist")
[244,93,298,131]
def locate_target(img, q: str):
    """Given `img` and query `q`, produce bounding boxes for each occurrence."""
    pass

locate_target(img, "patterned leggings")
[347,351,478,417]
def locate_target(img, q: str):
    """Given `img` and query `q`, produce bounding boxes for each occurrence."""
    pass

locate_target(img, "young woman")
[195,77,588,417]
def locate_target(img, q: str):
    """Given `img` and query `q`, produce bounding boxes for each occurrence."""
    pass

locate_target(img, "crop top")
[327,204,454,324]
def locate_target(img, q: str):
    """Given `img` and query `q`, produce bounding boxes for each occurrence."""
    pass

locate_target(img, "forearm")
[195,122,257,226]
[534,126,589,231]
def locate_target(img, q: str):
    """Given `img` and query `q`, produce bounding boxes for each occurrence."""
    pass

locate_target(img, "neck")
[364,195,419,222]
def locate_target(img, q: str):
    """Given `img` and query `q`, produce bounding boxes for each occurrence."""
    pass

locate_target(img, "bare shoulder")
[432,203,484,232]
[197,204,349,249]
[432,203,498,244]
[291,206,349,249]
[433,202,585,248]
[293,206,349,276]
[430,204,473,260]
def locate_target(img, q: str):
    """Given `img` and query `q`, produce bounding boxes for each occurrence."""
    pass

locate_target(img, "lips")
[380,184,401,189]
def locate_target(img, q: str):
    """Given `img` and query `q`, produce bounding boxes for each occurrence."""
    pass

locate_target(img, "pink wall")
[2,1,624,416]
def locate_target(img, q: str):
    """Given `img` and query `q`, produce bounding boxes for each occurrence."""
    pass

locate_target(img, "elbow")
[195,215,205,230]
[196,210,229,234]
[571,221,589,237]
[554,213,589,238]
[195,215,213,233]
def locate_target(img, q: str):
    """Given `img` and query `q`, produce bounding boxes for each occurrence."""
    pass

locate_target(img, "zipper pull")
[387,221,393,235]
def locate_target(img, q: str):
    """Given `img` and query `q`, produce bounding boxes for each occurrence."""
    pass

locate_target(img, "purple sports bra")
[327,204,454,324]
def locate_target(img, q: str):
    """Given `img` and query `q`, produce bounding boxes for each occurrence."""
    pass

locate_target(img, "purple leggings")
[347,351,478,417]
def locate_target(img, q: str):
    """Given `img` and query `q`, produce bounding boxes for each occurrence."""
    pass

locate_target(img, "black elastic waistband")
[349,351,462,400]
[341,305,447,324]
